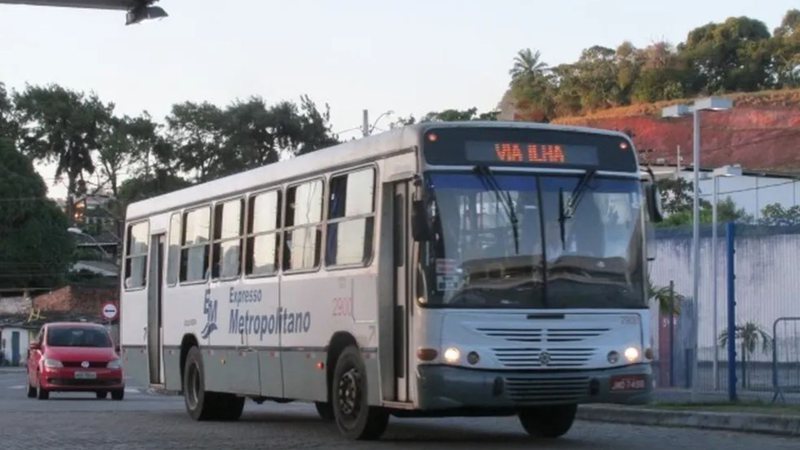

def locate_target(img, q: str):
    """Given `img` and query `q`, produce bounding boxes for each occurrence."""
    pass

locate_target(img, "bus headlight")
[624,347,640,363]
[443,347,461,364]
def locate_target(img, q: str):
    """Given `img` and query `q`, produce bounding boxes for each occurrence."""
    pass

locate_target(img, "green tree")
[647,276,682,315]
[0,138,74,291]
[509,48,555,121]
[758,202,800,226]
[165,101,228,182]
[0,82,17,140]
[772,9,800,87]
[718,322,771,389]
[117,168,192,208]
[659,196,749,228]
[14,84,112,223]
[680,16,774,93]
[96,113,160,197]
[656,177,695,214]
[420,107,499,122]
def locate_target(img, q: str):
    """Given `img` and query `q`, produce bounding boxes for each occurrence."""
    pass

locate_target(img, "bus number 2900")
[332,297,353,317]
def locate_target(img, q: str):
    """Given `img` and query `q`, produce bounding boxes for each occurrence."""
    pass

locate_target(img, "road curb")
[578,405,800,437]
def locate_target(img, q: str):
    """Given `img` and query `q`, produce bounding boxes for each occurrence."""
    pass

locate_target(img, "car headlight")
[43,358,63,368]
[106,359,122,369]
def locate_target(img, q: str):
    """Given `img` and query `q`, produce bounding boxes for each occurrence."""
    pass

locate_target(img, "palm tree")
[509,49,549,81]
[718,322,772,389]
[647,276,682,315]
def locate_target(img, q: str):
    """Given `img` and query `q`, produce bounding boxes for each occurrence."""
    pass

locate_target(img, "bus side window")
[124,222,149,290]
[245,190,281,277]
[167,213,181,286]
[284,179,323,271]
[180,206,211,283]
[211,198,244,280]
[326,167,376,267]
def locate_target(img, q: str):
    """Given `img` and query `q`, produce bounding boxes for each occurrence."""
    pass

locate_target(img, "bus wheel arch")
[326,332,358,398]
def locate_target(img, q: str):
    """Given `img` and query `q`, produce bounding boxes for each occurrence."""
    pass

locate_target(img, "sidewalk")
[0,366,25,374]
[579,388,800,437]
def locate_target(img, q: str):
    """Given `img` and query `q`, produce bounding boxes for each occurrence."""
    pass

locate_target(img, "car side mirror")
[411,200,432,242]
[29,342,41,351]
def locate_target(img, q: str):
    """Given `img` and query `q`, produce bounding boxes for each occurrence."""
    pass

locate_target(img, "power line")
[698,179,797,197]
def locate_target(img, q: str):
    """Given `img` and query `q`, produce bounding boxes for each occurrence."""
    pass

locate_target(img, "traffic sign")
[101,302,119,321]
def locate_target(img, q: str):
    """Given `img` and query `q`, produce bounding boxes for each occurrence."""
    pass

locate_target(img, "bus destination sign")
[465,141,599,166]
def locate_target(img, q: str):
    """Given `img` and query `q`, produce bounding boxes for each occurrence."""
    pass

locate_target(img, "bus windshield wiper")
[558,169,597,247]
[473,165,520,254]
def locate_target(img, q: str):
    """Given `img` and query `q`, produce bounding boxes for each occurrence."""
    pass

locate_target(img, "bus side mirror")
[411,200,431,242]
[646,184,664,223]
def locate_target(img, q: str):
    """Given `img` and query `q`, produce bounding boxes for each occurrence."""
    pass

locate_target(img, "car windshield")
[47,327,113,348]
[421,171,645,308]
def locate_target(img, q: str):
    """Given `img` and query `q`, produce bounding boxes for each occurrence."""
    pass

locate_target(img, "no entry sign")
[101,302,119,321]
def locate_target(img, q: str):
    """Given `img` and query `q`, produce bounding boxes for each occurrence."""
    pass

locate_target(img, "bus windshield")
[421,171,645,309]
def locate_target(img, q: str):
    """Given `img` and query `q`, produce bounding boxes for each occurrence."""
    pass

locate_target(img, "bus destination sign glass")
[464,141,599,166]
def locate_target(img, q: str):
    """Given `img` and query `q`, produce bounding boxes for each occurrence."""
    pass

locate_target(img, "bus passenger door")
[393,182,411,401]
[147,233,165,385]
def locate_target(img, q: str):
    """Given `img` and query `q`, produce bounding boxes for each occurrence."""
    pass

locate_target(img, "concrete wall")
[0,327,32,366]
[650,226,800,363]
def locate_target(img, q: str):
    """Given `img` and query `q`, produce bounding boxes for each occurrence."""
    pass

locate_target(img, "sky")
[0,0,797,199]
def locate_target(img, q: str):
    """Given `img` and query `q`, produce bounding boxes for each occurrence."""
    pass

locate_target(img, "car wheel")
[111,389,125,401]
[96,391,108,399]
[37,386,49,400]
[332,346,388,440]
[27,382,37,398]
[315,401,334,421]
[518,404,577,438]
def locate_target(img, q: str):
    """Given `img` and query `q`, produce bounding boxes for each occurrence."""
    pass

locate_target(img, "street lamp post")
[662,97,732,400]
[710,164,742,389]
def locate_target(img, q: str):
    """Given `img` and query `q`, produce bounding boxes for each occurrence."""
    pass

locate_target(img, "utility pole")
[676,145,682,178]
[362,110,370,137]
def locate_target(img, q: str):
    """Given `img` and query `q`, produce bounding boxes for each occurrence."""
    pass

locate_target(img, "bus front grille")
[476,327,609,343]
[493,348,595,368]
[504,376,589,404]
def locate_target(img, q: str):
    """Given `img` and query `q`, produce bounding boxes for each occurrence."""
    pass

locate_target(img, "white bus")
[120,122,662,440]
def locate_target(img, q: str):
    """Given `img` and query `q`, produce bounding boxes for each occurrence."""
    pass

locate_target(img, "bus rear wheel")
[332,346,388,440]
[518,404,577,438]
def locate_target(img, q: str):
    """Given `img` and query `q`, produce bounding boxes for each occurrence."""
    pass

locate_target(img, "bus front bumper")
[416,364,652,411]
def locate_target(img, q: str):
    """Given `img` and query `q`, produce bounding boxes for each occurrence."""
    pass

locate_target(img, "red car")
[26,322,125,400]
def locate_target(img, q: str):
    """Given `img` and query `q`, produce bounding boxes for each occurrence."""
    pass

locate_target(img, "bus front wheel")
[518,404,577,438]
[332,346,388,440]
[183,346,244,421]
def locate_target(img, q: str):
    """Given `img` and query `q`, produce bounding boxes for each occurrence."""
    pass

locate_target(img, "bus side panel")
[280,270,380,402]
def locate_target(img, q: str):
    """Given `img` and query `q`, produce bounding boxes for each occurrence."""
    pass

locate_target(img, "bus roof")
[125,122,631,221]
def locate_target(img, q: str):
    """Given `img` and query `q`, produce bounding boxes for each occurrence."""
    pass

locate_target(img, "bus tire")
[518,404,577,438]
[217,394,245,421]
[183,346,217,421]
[314,401,334,421]
[332,346,388,440]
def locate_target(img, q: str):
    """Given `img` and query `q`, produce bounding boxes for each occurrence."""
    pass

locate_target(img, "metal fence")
[651,225,800,393]
[772,317,800,402]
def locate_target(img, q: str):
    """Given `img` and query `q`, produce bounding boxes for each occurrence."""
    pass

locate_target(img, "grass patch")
[648,401,800,416]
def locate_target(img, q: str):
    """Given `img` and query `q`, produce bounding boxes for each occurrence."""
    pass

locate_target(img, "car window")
[46,327,112,348]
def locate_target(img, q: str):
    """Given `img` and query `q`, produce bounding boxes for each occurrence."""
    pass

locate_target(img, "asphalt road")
[0,368,797,450]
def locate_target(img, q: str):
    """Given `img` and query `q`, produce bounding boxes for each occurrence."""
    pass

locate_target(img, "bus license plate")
[74,371,97,380]
[610,375,646,391]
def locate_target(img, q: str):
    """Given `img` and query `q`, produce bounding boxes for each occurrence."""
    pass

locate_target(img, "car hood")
[45,346,118,362]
